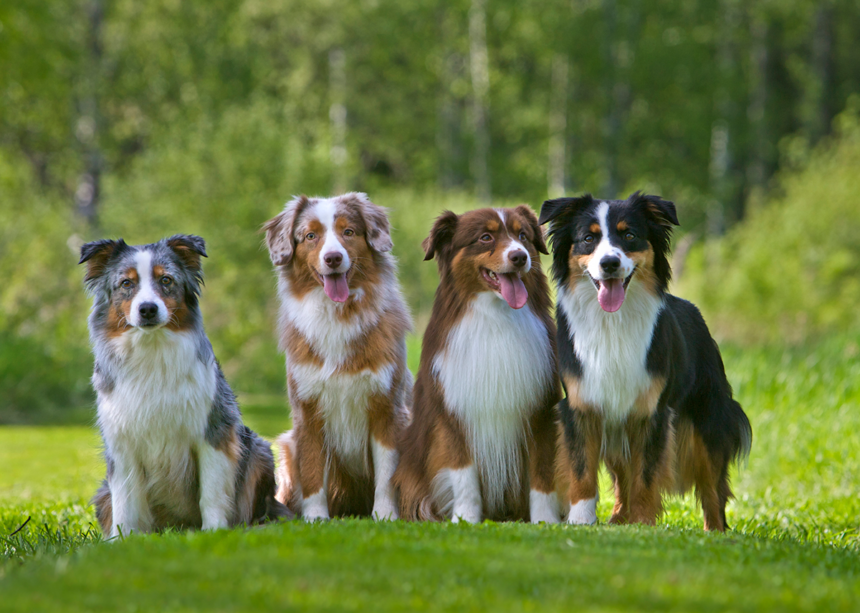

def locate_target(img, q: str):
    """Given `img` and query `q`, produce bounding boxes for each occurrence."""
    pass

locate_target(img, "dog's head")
[79,235,207,333]
[539,192,678,312]
[423,205,548,310]
[264,192,392,303]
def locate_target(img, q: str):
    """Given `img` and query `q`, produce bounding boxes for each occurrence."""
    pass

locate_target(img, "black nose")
[600,256,621,274]
[139,302,159,321]
[508,250,528,268]
[324,252,343,268]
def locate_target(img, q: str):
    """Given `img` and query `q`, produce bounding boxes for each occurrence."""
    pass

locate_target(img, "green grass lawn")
[2,339,860,611]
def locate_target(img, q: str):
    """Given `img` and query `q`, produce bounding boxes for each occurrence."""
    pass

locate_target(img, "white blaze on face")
[128,250,168,327]
[316,198,350,274]
[496,209,531,273]
[586,202,635,281]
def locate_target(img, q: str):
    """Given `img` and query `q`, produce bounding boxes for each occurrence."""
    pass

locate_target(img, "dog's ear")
[631,191,679,227]
[264,195,310,266]
[538,195,595,226]
[79,239,128,283]
[349,192,393,253]
[166,235,207,271]
[422,210,459,261]
[514,205,548,255]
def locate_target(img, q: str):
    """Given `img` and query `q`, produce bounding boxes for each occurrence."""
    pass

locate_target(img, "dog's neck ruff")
[432,292,553,513]
[558,277,663,424]
[278,266,395,367]
[98,328,215,444]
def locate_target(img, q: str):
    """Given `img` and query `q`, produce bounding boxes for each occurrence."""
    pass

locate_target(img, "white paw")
[451,508,481,524]
[372,501,399,521]
[302,491,330,522]
[567,498,598,525]
[530,490,560,524]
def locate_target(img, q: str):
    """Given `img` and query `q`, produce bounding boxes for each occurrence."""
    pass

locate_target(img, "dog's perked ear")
[349,192,393,253]
[538,195,595,226]
[166,235,208,271]
[79,239,128,284]
[264,195,310,267]
[513,205,548,255]
[422,210,459,262]
[630,191,679,227]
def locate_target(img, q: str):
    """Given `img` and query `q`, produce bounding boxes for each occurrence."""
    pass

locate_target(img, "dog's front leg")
[198,442,238,530]
[560,398,602,525]
[368,394,401,520]
[108,452,151,538]
[296,408,330,521]
[528,404,560,524]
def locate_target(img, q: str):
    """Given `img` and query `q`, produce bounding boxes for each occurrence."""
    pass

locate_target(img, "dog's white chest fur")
[432,292,553,512]
[283,283,396,471]
[98,330,216,474]
[558,281,663,424]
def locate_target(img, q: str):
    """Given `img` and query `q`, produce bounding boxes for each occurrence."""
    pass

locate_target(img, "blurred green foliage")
[678,101,860,344]
[2,0,860,410]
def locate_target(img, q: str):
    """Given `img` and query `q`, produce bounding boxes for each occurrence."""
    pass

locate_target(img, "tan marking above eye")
[123,268,139,282]
[617,221,629,232]
[486,220,500,232]
[589,223,601,234]
[153,265,165,277]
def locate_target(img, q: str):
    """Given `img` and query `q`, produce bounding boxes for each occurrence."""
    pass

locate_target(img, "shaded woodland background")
[2,0,859,411]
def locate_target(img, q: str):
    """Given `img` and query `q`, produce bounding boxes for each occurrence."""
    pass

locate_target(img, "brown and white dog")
[264,192,412,520]
[393,206,561,523]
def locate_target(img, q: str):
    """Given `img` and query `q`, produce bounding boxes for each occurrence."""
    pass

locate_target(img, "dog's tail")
[729,399,753,469]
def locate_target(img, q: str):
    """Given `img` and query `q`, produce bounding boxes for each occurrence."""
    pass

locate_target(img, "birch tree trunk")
[548,53,569,198]
[469,0,491,203]
[75,0,104,230]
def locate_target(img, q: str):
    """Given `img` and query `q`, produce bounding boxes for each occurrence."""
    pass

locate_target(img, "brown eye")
[121,279,134,289]
[519,231,527,241]
[584,235,595,244]
[343,228,354,237]
[480,233,493,243]
[306,232,316,241]
[625,232,635,241]
[160,276,173,287]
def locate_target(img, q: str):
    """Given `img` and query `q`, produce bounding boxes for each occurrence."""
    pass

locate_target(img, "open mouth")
[481,268,528,309]
[588,269,635,313]
[314,268,352,303]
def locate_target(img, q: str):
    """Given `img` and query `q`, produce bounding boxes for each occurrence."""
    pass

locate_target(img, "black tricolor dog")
[80,235,289,536]
[539,192,751,531]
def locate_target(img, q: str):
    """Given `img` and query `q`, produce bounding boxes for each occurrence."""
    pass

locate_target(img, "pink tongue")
[598,278,626,312]
[323,273,349,302]
[498,273,528,309]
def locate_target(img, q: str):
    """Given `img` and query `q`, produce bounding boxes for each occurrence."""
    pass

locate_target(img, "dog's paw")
[372,503,399,521]
[529,490,560,524]
[567,498,598,525]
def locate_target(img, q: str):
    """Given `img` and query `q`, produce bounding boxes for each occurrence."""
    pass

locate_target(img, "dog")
[393,206,561,523]
[538,192,752,531]
[264,192,412,520]
[80,235,288,537]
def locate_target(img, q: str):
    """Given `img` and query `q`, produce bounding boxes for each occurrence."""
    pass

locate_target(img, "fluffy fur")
[264,192,412,520]
[80,235,288,537]
[394,206,561,523]
[539,192,752,531]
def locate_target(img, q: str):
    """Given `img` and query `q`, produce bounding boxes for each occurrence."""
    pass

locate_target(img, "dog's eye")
[480,233,493,243]
[160,276,173,287]
[121,279,134,289]
[625,232,635,241]
[519,231,527,241]
[306,232,316,241]
[343,228,354,237]
[583,235,595,244]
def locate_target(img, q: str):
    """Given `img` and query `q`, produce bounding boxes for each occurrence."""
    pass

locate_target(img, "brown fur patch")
[676,421,730,531]
[628,245,660,296]
[616,220,629,232]
[632,376,666,418]
[589,223,601,234]
[213,428,242,464]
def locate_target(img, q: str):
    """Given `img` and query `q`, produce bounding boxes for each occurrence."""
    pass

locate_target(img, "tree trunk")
[469,0,491,203]
[548,53,569,198]
[329,48,348,194]
[746,14,768,193]
[75,0,104,230]
[810,3,835,143]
